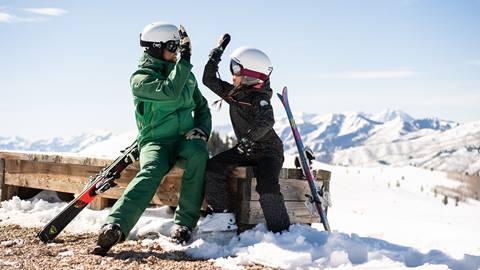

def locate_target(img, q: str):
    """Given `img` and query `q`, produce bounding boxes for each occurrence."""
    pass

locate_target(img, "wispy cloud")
[0,7,66,23]
[0,13,48,23]
[318,69,415,80]
[23,8,67,17]
[0,12,14,23]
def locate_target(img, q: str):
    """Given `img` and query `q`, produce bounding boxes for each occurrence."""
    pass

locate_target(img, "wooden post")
[1,158,19,201]
[88,196,110,210]
[0,158,5,201]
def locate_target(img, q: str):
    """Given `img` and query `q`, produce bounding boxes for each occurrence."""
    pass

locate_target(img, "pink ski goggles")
[230,60,270,81]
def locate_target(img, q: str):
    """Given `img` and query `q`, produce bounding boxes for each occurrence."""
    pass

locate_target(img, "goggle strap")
[240,68,269,81]
[140,39,179,51]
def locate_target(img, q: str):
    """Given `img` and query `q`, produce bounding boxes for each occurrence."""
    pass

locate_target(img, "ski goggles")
[229,59,270,81]
[164,40,180,53]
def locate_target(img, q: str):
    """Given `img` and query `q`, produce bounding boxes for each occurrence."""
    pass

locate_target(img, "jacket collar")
[138,52,175,76]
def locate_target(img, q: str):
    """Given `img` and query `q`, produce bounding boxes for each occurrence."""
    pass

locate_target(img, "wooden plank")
[0,151,116,167]
[5,159,107,182]
[238,201,319,225]
[0,151,251,178]
[238,178,324,201]
[5,172,91,194]
[4,172,182,206]
[277,168,331,181]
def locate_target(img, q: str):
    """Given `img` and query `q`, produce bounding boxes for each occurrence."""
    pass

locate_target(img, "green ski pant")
[105,139,208,238]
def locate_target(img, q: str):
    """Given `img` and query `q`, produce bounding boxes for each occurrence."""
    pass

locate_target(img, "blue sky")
[1,0,479,139]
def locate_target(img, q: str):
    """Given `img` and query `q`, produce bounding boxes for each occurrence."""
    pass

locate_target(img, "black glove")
[209,33,231,63]
[178,25,191,62]
[237,137,254,157]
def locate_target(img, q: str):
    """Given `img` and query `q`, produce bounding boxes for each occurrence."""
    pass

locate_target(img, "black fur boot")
[259,193,291,233]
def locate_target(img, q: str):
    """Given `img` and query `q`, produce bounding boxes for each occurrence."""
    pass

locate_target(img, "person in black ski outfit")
[200,34,290,233]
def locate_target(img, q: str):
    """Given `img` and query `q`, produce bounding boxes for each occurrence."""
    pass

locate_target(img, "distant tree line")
[207,131,237,156]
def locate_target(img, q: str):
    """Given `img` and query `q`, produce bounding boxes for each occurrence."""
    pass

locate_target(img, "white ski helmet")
[140,21,180,50]
[230,47,273,85]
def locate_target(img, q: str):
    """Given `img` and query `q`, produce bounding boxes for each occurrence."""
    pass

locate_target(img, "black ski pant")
[205,147,283,212]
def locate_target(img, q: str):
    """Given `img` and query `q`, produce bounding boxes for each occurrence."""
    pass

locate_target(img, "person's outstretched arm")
[202,34,234,99]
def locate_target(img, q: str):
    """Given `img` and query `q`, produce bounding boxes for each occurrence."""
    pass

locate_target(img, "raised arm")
[131,58,192,101]
[202,33,234,99]
[202,59,234,98]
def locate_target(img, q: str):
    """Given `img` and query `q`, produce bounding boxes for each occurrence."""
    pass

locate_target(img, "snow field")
[1,161,479,269]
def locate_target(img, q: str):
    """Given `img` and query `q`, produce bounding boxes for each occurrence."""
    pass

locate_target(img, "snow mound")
[135,224,480,270]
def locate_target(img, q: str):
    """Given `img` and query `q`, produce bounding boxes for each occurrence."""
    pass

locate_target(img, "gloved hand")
[178,25,191,62]
[185,128,207,141]
[237,137,254,157]
[209,33,231,63]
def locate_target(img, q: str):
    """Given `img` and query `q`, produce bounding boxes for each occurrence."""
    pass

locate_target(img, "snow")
[1,160,479,269]
[332,120,480,174]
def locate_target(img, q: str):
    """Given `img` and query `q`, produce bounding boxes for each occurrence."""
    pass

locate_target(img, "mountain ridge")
[2,109,478,174]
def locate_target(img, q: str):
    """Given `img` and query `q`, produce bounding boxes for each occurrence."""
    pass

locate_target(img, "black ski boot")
[260,193,291,233]
[91,223,123,256]
[170,224,192,244]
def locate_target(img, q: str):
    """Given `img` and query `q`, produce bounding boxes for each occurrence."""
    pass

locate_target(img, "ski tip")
[37,232,50,243]
[277,86,288,101]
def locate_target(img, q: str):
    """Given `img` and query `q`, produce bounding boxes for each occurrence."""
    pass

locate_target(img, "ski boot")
[91,223,123,256]
[170,224,192,244]
[260,193,291,233]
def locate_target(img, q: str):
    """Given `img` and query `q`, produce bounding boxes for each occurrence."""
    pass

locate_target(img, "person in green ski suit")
[92,22,211,255]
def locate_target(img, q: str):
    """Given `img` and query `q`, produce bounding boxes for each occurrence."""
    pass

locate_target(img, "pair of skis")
[277,87,331,231]
[37,140,139,242]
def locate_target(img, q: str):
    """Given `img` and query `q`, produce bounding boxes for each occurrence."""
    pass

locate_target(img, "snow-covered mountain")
[2,109,478,174]
[216,109,480,174]
[0,131,113,153]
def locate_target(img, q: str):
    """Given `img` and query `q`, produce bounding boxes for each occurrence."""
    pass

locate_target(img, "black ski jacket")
[203,58,283,160]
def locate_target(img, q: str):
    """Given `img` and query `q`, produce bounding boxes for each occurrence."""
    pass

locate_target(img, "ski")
[277,87,331,231]
[37,140,140,242]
